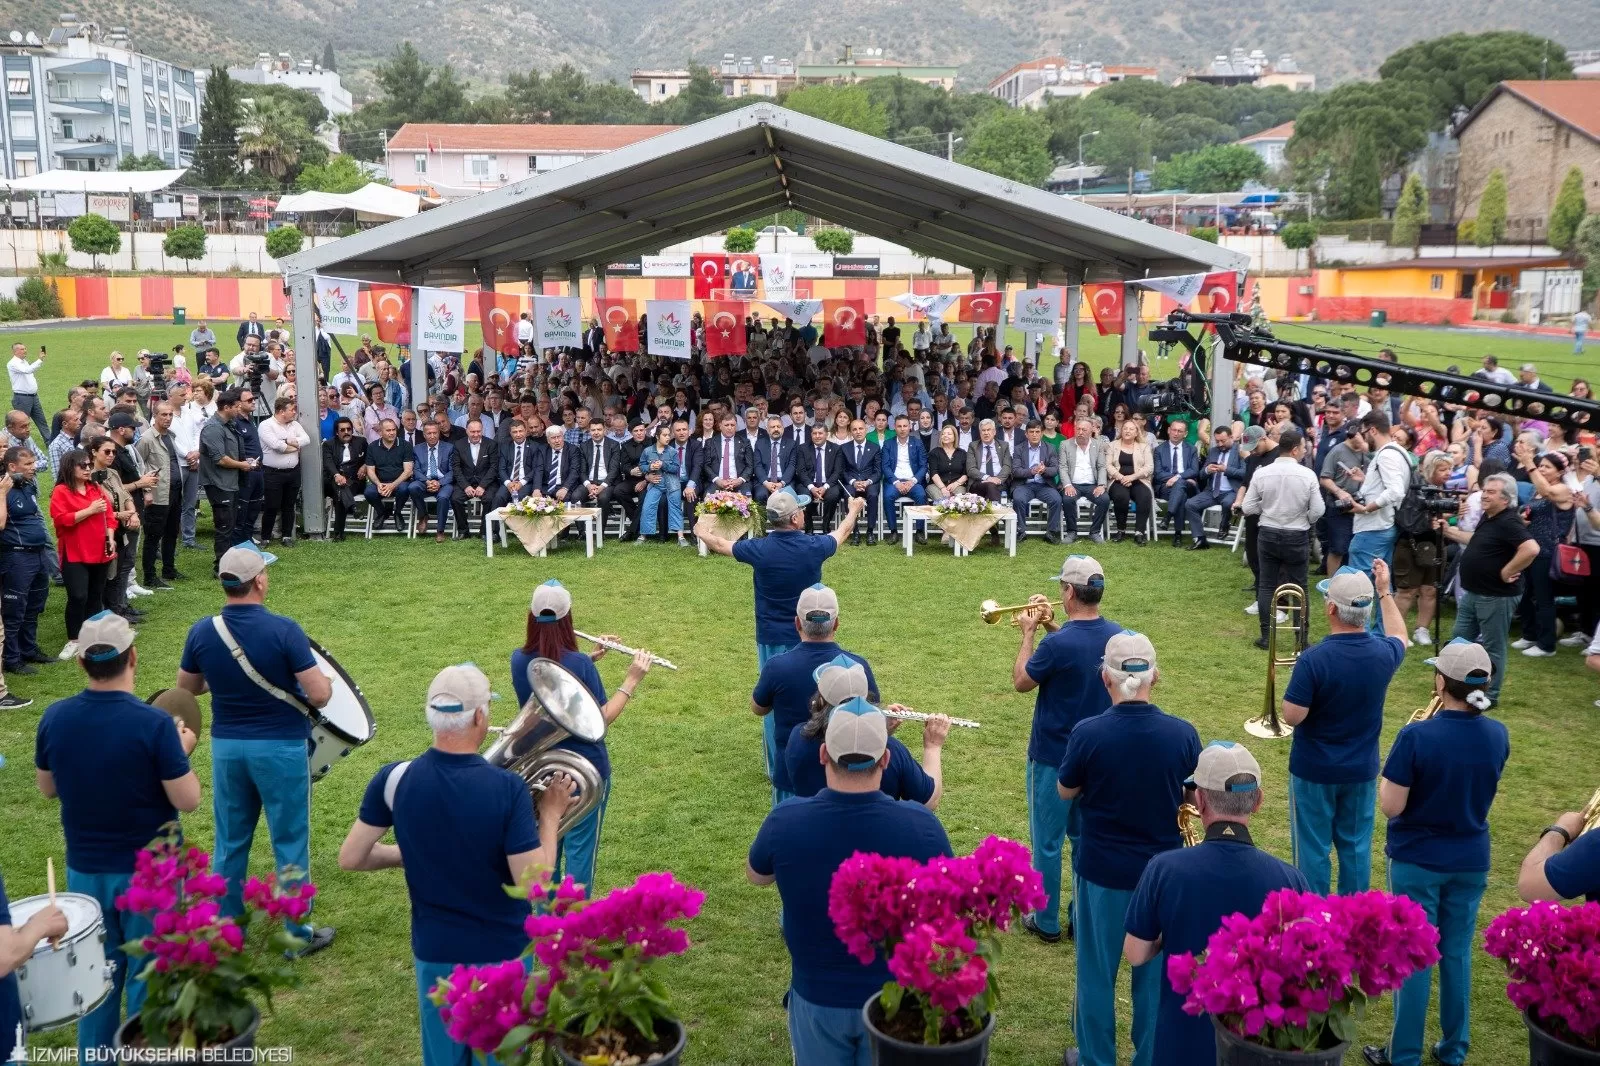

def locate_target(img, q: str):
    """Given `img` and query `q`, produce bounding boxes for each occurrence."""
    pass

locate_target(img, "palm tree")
[236,96,310,184]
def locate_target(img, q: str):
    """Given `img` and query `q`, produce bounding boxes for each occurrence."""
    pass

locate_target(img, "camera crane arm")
[1152,311,1600,431]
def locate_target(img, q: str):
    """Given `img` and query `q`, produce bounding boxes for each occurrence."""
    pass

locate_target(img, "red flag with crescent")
[596,298,639,353]
[1202,272,1240,312]
[704,300,747,357]
[1085,283,1125,336]
[691,254,726,301]
[371,284,412,345]
[822,299,866,347]
[955,293,1001,324]
[476,290,522,356]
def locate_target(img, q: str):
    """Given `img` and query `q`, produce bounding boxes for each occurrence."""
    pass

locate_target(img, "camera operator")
[1441,472,1539,706]
[1346,411,1414,597]
[1390,451,1456,647]
[229,336,278,419]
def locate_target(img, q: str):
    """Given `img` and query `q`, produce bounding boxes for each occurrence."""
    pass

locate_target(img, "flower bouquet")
[501,494,575,555]
[1484,900,1600,1056]
[930,492,1001,552]
[694,490,762,543]
[505,494,567,518]
[1167,889,1440,1060]
[828,836,1044,1056]
[431,870,704,1066]
[932,492,993,517]
[113,828,312,1054]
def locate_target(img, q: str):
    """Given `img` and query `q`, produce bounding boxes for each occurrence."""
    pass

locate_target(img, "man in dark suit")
[235,312,266,350]
[534,424,583,503]
[796,422,845,534]
[841,418,881,545]
[1009,420,1063,543]
[411,421,455,541]
[782,401,810,451]
[753,415,801,505]
[1153,418,1202,545]
[1184,424,1246,550]
[433,411,467,446]
[450,417,499,536]
[997,406,1029,455]
[699,412,754,498]
[572,420,619,508]
[613,421,650,541]
[965,418,1012,505]
[492,419,538,510]
[583,320,604,356]
[321,415,366,542]
[881,414,928,540]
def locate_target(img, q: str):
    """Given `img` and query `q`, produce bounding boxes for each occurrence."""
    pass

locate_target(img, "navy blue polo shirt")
[1283,633,1405,784]
[0,478,50,549]
[1383,710,1509,873]
[179,603,316,740]
[510,648,610,783]
[1024,616,1123,767]
[0,874,22,1066]
[35,690,190,873]
[231,415,262,461]
[752,642,875,794]
[783,725,933,804]
[359,749,539,964]
[731,530,838,646]
[1545,825,1600,903]
[1058,702,1200,891]
[1125,825,1310,1066]
[748,789,951,1008]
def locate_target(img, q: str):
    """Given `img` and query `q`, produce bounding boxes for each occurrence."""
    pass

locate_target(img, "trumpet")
[573,630,678,671]
[1409,695,1443,724]
[1243,583,1304,740]
[1178,802,1202,847]
[1582,788,1600,834]
[979,596,1056,628]
[882,707,981,730]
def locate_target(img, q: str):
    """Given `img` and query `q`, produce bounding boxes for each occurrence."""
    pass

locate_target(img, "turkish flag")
[1203,272,1240,312]
[370,284,412,345]
[704,301,747,357]
[1085,283,1125,336]
[955,293,1002,324]
[476,290,522,356]
[691,254,725,301]
[596,298,639,353]
[822,300,866,347]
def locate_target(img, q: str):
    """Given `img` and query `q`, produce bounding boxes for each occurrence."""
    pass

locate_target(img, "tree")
[1391,173,1429,250]
[1576,214,1600,307]
[13,277,62,319]
[1280,221,1318,267]
[652,66,736,125]
[1152,144,1265,193]
[340,43,485,162]
[248,84,327,134]
[1476,169,1508,246]
[1378,32,1573,126]
[163,224,208,271]
[1191,227,1219,243]
[1549,167,1587,251]
[812,229,854,255]
[780,85,888,137]
[723,228,757,254]
[1288,82,1432,217]
[958,109,1052,188]
[118,153,168,172]
[504,64,648,124]
[67,214,121,268]
[295,154,372,194]
[321,42,336,73]
[265,226,304,259]
[238,94,323,185]
[193,66,243,187]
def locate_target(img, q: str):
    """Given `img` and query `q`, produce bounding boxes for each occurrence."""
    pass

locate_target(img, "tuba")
[1178,803,1202,847]
[484,658,607,838]
[1244,583,1304,740]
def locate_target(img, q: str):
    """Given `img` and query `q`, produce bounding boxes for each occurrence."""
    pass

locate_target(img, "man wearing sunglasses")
[321,417,367,542]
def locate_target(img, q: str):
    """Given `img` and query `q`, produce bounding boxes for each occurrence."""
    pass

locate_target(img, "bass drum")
[306,639,375,781]
[11,892,114,1031]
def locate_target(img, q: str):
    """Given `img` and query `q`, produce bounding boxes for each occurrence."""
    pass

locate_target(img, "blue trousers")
[1452,591,1519,703]
[1348,526,1399,631]
[364,480,425,528]
[1161,480,1196,538]
[883,482,927,532]
[1026,760,1080,936]
[640,479,682,534]
[555,779,609,898]
[1074,875,1160,1066]
[66,867,150,1054]
[416,483,453,535]
[415,958,520,1066]
[758,641,797,801]
[788,988,870,1066]
[1289,774,1375,895]
[0,546,49,667]
[1384,862,1486,1066]
[212,737,313,939]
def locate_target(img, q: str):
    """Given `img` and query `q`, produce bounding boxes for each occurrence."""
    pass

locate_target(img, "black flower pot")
[862,994,995,1065]
[551,1017,687,1066]
[1527,1011,1600,1066]
[1212,1016,1349,1066]
[112,1007,260,1062]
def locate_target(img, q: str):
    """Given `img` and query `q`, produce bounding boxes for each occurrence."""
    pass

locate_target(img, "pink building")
[385,123,680,198]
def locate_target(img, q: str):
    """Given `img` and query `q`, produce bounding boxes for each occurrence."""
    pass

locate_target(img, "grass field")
[0,322,1594,1064]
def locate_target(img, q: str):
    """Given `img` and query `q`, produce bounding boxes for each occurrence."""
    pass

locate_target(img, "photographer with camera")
[1346,411,1415,609]
[1390,451,1458,647]
[1511,443,1577,660]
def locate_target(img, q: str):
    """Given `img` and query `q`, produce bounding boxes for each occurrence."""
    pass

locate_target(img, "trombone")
[1244,583,1305,740]
[979,596,1057,629]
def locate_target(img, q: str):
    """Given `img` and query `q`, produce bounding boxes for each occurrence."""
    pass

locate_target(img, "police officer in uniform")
[230,386,266,546]
[176,544,335,955]
[0,445,54,676]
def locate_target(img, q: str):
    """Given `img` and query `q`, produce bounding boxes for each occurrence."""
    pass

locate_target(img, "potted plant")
[111,830,312,1059]
[1167,889,1440,1065]
[1484,899,1600,1064]
[828,835,1045,1063]
[431,870,703,1065]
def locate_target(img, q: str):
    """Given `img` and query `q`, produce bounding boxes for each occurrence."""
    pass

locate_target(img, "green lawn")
[0,323,1591,1064]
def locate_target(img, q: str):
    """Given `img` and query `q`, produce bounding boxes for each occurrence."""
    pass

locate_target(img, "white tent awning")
[275,183,421,220]
[1,169,187,194]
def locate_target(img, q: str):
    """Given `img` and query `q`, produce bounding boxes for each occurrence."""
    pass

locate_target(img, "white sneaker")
[1412,627,1433,647]
[1510,638,1534,650]
[1276,610,1289,624]
[1559,632,1590,647]
[58,640,77,660]
[1522,646,1556,657]
[128,583,152,598]
[1244,602,1259,616]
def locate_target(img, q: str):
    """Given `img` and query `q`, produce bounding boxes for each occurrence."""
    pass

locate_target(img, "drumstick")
[46,857,55,904]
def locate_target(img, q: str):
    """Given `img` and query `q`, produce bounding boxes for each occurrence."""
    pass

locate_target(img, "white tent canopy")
[0,169,187,194]
[275,182,422,220]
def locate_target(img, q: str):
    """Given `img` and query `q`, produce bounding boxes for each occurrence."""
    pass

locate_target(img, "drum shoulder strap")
[210,615,308,714]
[383,760,413,812]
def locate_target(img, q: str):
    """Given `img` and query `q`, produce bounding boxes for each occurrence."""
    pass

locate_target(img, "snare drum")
[306,639,375,781]
[11,892,115,1032]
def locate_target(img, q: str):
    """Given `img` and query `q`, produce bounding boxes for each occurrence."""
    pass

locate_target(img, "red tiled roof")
[1238,120,1295,144]
[1462,81,1600,143]
[387,123,680,153]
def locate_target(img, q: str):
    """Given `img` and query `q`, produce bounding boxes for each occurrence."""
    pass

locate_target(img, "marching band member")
[35,611,201,1053]
[511,579,653,896]
[1364,626,1507,1066]
[1015,555,1123,944]
[747,697,953,1066]
[782,656,949,807]
[1124,742,1307,1066]
[1279,565,1406,895]
[752,585,874,806]
[1057,631,1200,1066]
[1,872,68,1066]
[339,664,576,1066]
[176,544,336,956]
[1518,810,1600,904]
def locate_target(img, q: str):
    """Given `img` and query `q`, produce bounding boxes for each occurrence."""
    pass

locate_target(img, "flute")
[573,630,679,671]
[883,707,981,729]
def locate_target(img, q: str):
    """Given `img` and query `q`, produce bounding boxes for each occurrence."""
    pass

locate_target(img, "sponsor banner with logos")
[604,259,642,276]
[647,299,693,359]
[792,253,833,278]
[533,295,582,350]
[642,254,690,277]
[832,256,881,278]
[1011,287,1063,333]
[314,276,358,335]
[416,287,467,352]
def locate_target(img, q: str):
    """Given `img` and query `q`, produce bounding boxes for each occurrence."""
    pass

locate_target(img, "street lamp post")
[1077,130,1100,197]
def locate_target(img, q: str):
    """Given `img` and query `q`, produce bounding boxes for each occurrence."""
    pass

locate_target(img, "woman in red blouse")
[49,446,117,659]
[1057,360,1097,422]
